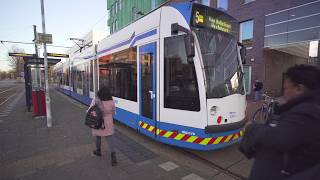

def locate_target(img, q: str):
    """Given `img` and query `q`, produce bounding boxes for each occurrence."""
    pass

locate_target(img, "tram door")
[139,42,157,137]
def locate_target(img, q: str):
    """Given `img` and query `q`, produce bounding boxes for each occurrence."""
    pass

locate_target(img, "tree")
[0,70,14,80]
[8,45,25,79]
[0,71,7,80]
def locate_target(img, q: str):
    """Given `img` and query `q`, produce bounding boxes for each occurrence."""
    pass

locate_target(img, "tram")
[53,2,247,150]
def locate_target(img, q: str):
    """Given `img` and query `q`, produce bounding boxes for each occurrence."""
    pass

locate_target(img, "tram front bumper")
[205,118,247,134]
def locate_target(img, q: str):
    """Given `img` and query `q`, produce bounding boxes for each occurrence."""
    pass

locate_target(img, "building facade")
[107,0,320,97]
[211,0,320,96]
[107,0,213,34]
[107,0,167,34]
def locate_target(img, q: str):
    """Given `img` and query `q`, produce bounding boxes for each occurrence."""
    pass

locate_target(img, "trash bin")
[32,88,46,116]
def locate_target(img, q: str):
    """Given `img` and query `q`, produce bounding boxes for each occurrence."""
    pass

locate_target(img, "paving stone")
[228,158,254,178]
[14,170,36,179]
[0,88,247,180]
[158,161,180,172]
[113,129,157,163]
[181,173,206,180]
[169,167,192,179]
[212,173,237,180]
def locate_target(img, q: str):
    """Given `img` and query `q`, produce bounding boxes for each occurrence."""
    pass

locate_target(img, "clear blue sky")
[0,0,108,71]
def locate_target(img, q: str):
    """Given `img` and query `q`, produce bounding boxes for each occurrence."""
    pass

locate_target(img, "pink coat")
[88,98,115,137]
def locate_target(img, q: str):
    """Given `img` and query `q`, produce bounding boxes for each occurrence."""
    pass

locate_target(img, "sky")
[0,0,109,71]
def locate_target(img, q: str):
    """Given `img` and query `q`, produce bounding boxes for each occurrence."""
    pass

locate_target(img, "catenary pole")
[40,0,52,127]
[33,25,41,87]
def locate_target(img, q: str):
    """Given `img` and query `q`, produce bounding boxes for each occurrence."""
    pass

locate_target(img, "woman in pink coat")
[88,86,117,166]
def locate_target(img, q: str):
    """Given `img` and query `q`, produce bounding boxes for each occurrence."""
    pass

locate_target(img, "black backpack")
[85,99,105,129]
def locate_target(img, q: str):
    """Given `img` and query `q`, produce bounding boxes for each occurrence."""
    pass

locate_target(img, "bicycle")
[252,94,280,126]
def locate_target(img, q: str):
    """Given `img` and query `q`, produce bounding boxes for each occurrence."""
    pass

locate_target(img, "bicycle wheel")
[252,107,262,123]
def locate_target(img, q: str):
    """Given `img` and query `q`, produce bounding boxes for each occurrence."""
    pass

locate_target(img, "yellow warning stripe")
[138,121,243,145]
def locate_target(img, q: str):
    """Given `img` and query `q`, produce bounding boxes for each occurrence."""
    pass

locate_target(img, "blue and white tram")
[55,2,247,150]
[54,45,98,105]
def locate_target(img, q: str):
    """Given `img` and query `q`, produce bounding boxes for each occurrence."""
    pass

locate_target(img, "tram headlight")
[210,106,218,116]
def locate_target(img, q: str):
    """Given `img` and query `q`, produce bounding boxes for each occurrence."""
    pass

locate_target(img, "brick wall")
[225,0,315,97]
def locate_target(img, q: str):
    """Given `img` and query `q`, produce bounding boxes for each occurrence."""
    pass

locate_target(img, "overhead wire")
[0,41,18,66]
[0,40,71,48]
[84,12,109,34]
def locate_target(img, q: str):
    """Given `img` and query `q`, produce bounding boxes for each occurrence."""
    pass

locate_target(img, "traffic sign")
[36,33,52,44]
[8,53,36,57]
[47,53,69,58]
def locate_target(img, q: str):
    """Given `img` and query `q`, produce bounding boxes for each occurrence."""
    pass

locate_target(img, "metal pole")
[93,45,98,93]
[40,0,52,127]
[33,25,43,116]
[318,40,320,67]
[33,25,40,88]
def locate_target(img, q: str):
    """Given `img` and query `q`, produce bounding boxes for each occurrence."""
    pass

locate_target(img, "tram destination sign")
[191,4,238,35]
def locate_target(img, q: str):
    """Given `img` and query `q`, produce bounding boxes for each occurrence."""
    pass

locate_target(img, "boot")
[111,152,117,166]
[93,149,101,157]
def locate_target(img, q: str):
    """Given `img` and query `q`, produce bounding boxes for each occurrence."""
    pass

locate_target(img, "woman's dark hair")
[285,64,320,90]
[97,86,113,101]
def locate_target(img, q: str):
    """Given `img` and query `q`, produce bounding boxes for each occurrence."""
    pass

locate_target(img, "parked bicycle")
[252,94,280,126]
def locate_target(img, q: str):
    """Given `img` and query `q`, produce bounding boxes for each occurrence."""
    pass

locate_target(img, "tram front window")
[164,35,200,111]
[194,28,244,98]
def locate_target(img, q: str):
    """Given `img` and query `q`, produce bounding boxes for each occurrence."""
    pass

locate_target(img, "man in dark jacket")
[286,164,320,180]
[239,64,320,180]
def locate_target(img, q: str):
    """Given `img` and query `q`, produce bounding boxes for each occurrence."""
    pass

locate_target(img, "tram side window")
[89,61,94,91]
[99,47,137,102]
[76,65,84,90]
[83,64,90,96]
[164,35,200,111]
[72,67,77,91]
[66,69,70,86]
[64,66,69,86]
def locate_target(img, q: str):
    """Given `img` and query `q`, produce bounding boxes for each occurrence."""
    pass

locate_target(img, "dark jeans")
[254,90,262,101]
[95,135,115,152]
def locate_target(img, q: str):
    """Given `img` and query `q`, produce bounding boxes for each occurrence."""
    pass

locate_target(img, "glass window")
[265,23,287,36]
[151,0,156,9]
[265,11,289,26]
[264,34,287,47]
[240,20,254,48]
[115,20,118,31]
[83,64,89,96]
[288,26,320,44]
[217,0,228,10]
[289,1,320,20]
[164,35,200,111]
[114,2,117,14]
[288,14,320,32]
[201,0,210,6]
[76,65,84,91]
[99,47,137,102]
[132,7,136,20]
[243,0,255,4]
[63,65,69,86]
[194,28,244,98]
[90,61,94,91]
[243,66,251,94]
[117,0,120,11]
[72,67,77,91]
